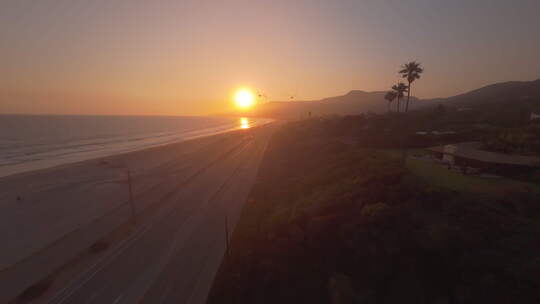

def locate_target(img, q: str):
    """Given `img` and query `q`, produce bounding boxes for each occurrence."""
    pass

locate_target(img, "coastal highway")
[0,124,274,303]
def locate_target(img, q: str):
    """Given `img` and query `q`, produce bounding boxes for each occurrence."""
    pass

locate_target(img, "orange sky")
[2,0,540,116]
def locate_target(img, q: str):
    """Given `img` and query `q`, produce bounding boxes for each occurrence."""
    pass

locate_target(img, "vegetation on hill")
[426,78,540,107]
[208,119,540,304]
[484,124,540,154]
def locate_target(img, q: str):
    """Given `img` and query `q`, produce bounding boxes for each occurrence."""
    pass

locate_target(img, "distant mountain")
[423,78,540,107]
[247,78,540,119]
[249,91,418,118]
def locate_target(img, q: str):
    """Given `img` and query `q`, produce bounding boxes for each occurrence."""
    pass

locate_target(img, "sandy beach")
[0,123,275,303]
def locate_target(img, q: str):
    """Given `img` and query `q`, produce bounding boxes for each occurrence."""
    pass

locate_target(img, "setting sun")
[234,89,255,110]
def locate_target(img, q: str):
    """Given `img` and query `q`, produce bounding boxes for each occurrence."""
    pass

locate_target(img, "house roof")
[427,142,540,167]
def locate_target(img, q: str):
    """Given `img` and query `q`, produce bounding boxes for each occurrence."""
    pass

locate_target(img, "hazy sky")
[2,0,540,115]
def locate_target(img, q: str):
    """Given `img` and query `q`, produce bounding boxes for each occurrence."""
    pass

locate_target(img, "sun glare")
[240,117,250,129]
[234,89,255,109]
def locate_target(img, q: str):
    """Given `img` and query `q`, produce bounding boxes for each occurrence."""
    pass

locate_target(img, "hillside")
[245,78,540,119]
[208,119,540,304]
[249,91,419,118]
[424,78,540,108]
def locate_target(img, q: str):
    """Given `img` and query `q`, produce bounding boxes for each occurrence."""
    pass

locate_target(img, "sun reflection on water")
[240,117,250,129]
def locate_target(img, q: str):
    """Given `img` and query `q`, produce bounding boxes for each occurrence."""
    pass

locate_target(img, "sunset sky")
[2,0,540,116]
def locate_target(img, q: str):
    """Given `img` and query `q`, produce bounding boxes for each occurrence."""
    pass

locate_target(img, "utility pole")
[225,216,230,257]
[127,169,136,224]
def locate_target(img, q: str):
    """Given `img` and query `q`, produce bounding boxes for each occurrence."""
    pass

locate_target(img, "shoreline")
[0,117,274,179]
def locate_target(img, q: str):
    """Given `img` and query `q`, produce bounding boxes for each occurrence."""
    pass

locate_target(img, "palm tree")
[391,82,408,113]
[384,91,397,113]
[399,61,423,112]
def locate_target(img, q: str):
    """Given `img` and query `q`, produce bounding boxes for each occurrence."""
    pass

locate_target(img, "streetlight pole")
[127,169,136,224]
[225,216,230,257]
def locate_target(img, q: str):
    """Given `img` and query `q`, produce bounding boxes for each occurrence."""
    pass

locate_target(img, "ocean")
[0,115,271,178]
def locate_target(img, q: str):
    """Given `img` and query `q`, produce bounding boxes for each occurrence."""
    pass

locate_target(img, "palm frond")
[384,91,397,102]
[391,82,408,98]
[399,61,423,84]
